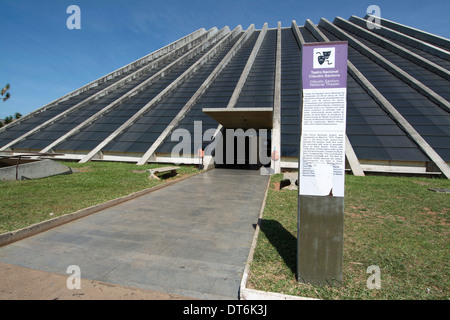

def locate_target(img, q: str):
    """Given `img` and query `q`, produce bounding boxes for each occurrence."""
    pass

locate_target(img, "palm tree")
[1,84,11,102]
[14,112,22,119]
[2,92,10,102]
[4,116,13,124]
[0,84,9,95]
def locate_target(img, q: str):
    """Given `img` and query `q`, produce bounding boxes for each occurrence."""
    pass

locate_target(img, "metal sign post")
[297,41,348,286]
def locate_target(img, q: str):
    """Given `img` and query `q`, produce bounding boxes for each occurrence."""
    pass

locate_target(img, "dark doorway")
[215,128,271,170]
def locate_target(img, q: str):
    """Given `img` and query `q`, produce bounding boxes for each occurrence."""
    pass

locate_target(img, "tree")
[0,112,21,128]
[1,83,20,128]
[1,84,11,102]
[4,116,13,124]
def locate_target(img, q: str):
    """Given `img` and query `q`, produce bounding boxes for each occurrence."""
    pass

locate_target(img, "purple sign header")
[302,41,348,90]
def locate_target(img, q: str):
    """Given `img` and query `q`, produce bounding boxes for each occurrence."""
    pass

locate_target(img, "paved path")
[0,169,269,300]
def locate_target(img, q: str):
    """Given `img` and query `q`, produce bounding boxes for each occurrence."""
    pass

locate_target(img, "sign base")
[297,195,344,287]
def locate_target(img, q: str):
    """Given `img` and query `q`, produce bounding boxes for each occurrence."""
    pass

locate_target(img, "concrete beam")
[136,25,250,166]
[0,28,207,135]
[360,163,434,175]
[291,20,306,47]
[365,14,450,52]
[79,26,244,164]
[1,28,220,152]
[304,19,329,42]
[305,20,365,177]
[319,18,450,112]
[344,16,450,80]
[271,22,282,174]
[226,23,269,109]
[344,136,365,177]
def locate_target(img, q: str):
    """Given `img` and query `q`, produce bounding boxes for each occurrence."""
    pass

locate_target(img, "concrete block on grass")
[0,159,73,181]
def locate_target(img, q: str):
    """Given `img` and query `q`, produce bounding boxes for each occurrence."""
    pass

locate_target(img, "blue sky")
[1,0,449,119]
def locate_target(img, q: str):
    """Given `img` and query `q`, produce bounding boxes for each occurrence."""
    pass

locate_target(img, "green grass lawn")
[248,174,450,300]
[0,161,197,234]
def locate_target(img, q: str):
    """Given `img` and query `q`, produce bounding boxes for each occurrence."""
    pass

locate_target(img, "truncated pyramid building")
[1,15,449,178]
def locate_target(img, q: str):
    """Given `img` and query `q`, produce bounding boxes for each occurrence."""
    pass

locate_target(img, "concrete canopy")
[202,108,273,129]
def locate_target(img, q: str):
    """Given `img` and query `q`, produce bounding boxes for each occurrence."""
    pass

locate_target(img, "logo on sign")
[313,47,335,69]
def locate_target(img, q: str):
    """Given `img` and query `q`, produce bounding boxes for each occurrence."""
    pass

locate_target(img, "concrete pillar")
[297,195,344,286]
[271,22,282,174]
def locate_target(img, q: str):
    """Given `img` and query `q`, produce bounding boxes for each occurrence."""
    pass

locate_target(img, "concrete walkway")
[0,169,269,300]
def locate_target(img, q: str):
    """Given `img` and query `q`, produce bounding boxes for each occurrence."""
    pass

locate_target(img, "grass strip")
[248,174,449,300]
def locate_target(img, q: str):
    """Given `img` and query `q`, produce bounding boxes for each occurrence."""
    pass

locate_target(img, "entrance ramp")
[0,168,269,300]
